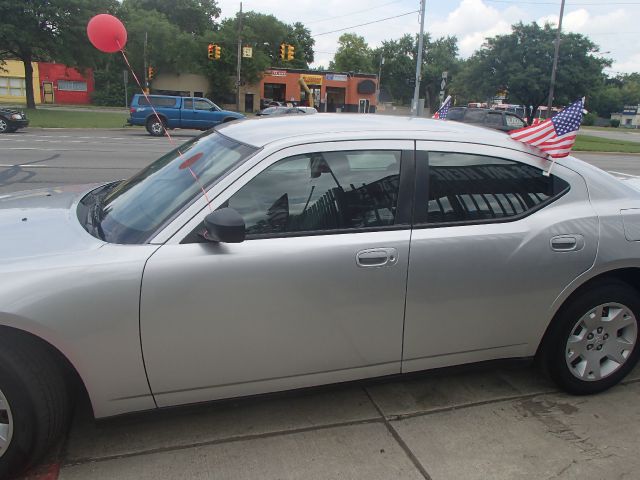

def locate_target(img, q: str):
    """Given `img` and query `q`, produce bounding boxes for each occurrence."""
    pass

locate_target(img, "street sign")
[242,46,253,58]
[442,71,448,79]
[440,79,446,90]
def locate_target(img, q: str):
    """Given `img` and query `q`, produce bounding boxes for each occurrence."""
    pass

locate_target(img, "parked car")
[0,108,28,133]
[447,107,526,132]
[127,94,244,136]
[3,115,640,476]
[256,106,317,116]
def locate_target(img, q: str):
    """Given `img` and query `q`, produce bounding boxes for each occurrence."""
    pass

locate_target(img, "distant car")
[127,94,244,136]
[0,108,28,133]
[447,107,526,132]
[256,106,317,116]
[4,115,640,476]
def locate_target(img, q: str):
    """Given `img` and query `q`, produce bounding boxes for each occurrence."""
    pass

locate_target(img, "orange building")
[259,68,378,113]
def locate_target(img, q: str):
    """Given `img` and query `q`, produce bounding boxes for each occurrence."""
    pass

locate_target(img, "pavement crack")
[363,387,433,480]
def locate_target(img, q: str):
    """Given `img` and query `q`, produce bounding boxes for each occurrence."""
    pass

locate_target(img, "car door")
[140,140,414,407]
[193,98,220,128]
[402,141,598,373]
[179,98,198,129]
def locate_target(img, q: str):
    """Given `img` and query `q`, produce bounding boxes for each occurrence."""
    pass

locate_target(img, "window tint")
[183,99,193,109]
[447,108,465,121]
[506,114,525,128]
[227,150,402,236]
[424,152,569,224]
[137,96,178,107]
[464,109,487,123]
[194,99,213,110]
[485,112,503,126]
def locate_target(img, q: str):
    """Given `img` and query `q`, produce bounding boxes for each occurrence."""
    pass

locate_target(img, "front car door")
[402,141,598,372]
[140,140,414,407]
[193,98,220,128]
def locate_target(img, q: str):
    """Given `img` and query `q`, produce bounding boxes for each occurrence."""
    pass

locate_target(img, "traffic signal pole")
[236,2,243,112]
[412,0,426,116]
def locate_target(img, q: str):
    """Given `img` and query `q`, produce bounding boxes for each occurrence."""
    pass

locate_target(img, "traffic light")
[287,44,295,61]
[208,43,214,60]
[148,66,155,80]
[279,43,286,60]
[214,44,221,60]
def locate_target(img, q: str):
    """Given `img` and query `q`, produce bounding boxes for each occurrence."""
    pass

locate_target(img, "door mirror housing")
[203,208,245,243]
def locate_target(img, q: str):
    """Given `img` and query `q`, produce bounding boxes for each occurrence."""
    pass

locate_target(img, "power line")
[312,10,420,37]
[307,0,406,24]
[484,0,640,4]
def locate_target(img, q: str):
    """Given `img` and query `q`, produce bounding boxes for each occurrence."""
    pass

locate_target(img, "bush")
[610,118,621,128]
[582,112,597,126]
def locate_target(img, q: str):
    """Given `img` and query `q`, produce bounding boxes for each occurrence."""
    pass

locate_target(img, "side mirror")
[203,208,245,243]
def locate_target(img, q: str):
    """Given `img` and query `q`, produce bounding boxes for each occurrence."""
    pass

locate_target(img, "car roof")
[217,113,543,156]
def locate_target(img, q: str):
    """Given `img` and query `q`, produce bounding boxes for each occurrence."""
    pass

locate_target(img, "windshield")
[79,131,256,244]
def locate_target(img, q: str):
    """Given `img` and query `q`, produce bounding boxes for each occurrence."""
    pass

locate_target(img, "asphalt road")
[2,128,640,195]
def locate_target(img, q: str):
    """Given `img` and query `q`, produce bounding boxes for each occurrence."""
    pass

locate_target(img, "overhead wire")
[312,10,420,37]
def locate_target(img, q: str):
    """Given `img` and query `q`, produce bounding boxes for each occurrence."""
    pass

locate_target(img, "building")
[611,105,640,128]
[150,68,378,114]
[0,59,93,105]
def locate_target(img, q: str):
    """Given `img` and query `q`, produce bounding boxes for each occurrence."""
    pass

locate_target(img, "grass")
[573,134,640,153]
[23,108,129,128]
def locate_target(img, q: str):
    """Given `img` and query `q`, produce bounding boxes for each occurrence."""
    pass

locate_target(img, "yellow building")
[0,59,41,104]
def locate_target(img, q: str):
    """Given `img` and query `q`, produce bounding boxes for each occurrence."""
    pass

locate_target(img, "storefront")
[0,60,41,104]
[259,68,378,113]
[37,63,94,105]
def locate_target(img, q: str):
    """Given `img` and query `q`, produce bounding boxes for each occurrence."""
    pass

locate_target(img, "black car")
[0,108,29,133]
[256,106,317,116]
[447,107,526,132]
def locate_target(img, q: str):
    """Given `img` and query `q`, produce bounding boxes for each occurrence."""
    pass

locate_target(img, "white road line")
[608,171,640,178]
[0,164,51,168]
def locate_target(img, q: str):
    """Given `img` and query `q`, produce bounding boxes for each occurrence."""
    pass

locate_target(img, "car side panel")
[0,244,159,418]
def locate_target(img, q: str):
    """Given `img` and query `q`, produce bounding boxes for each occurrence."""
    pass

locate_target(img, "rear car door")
[402,142,598,373]
[140,140,415,407]
[179,98,198,129]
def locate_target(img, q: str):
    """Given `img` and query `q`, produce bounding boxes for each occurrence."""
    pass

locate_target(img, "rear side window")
[423,152,569,225]
[137,96,177,107]
[227,150,402,236]
[506,114,525,128]
[485,112,503,126]
[447,108,465,121]
[464,109,487,123]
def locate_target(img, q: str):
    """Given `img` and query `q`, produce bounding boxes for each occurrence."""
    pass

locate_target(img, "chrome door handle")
[550,234,584,252]
[356,248,398,267]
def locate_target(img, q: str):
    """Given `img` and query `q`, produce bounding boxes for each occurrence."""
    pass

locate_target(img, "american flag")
[509,98,584,158]
[432,95,452,119]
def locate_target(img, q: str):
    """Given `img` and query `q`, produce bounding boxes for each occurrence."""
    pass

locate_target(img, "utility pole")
[546,0,565,118]
[412,0,426,116]
[236,2,243,113]
[377,56,384,105]
[143,31,148,93]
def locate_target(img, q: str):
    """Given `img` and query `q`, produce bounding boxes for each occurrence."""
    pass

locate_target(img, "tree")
[372,35,415,105]
[0,0,116,108]
[122,0,219,36]
[421,35,460,111]
[330,33,373,73]
[459,22,609,124]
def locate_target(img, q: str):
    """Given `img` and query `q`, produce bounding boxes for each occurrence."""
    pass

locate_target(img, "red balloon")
[87,14,127,53]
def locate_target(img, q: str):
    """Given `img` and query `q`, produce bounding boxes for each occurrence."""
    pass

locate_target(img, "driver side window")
[226,150,402,237]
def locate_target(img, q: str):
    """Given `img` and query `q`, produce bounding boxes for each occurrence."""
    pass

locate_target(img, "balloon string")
[118,41,212,212]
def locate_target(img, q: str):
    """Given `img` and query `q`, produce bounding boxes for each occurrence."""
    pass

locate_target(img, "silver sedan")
[2,115,640,477]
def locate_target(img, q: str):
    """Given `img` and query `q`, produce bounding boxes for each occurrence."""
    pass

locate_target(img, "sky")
[214,0,639,75]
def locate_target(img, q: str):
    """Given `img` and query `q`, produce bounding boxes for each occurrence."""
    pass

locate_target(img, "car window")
[485,112,503,126]
[194,99,213,111]
[464,109,487,123]
[423,152,569,224]
[137,96,177,107]
[505,114,525,128]
[226,150,402,236]
[183,99,193,109]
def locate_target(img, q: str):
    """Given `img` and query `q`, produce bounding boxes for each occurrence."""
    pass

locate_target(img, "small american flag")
[509,98,584,158]
[432,95,451,119]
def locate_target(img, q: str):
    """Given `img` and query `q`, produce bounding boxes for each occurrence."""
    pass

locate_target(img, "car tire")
[541,280,640,395]
[0,333,71,479]
[0,118,9,134]
[146,117,166,136]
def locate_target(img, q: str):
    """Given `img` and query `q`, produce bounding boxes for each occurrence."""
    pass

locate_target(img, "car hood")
[0,108,23,116]
[0,185,104,263]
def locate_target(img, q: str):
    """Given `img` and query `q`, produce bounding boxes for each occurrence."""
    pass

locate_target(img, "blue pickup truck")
[127,94,245,136]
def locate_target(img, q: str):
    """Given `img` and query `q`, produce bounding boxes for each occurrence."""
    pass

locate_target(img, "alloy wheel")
[151,121,163,135]
[565,302,638,381]
[0,119,7,133]
[0,388,13,458]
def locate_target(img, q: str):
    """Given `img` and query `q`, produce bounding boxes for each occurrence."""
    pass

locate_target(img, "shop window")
[58,80,87,92]
[0,77,26,97]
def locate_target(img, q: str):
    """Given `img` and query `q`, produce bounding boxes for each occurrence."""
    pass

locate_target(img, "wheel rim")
[566,302,638,381]
[0,388,13,458]
[151,121,163,134]
[0,119,7,133]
